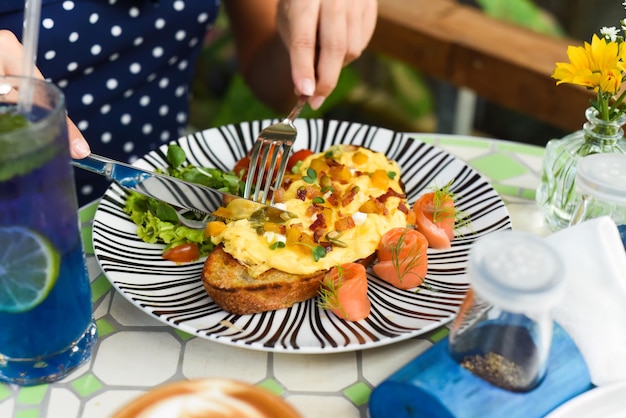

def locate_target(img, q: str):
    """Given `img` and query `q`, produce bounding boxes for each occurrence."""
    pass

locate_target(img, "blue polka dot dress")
[0,0,221,205]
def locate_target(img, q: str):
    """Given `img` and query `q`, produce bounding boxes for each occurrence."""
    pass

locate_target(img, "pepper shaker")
[569,153,626,248]
[448,230,565,392]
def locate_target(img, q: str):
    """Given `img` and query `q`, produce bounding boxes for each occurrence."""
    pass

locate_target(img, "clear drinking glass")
[0,76,97,385]
[536,107,626,231]
[448,231,565,392]
[569,153,626,248]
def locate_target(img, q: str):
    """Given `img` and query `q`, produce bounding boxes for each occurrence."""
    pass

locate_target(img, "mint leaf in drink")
[0,111,61,182]
[0,112,28,133]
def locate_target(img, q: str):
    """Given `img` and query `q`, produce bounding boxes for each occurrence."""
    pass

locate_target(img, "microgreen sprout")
[269,241,286,250]
[303,168,318,184]
[326,231,348,248]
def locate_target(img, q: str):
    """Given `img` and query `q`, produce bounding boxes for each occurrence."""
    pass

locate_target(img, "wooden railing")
[369,0,593,133]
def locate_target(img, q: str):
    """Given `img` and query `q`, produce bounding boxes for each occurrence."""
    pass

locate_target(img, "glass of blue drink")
[0,76,97,385]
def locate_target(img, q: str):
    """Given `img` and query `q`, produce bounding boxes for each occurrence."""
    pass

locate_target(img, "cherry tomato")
[162,243,200,263]
[233,155,251,180]
[287,149,314,171]
[233,145,287,182]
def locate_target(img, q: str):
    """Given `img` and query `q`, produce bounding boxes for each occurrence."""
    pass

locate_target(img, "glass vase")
[536,107,626,231]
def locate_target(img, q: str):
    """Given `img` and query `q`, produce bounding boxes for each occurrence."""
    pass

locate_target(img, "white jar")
[569,153,626,248]
[448,231,565,392]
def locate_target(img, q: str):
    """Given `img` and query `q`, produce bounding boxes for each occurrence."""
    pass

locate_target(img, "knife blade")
[72,154,292,221]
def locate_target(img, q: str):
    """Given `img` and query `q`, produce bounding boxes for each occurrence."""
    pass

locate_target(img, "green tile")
[496,142,544,157]
[428,327,449,343]
[91,274,112,302]
[469,154,528,182]
[437,136,491,149]
[343,381,371,407]
[492,184,522,198]
[16,385,47,405]
[521,188,537,200]
[174,329,195,341]
[79,201,99,223]
[71,373,103,397]
[81,226,94,255]
[0,384,10,401]
[15,410,39,418]
[257,378,285,396]
[96,318,115,337]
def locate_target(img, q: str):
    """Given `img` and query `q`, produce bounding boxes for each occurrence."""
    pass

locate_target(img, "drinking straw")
[18,0,42,113]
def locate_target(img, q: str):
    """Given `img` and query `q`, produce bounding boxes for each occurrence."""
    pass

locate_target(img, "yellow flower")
[553,34,620,91]
[599,68,622,94]
[619,42,626,73]
[553,32,626,121]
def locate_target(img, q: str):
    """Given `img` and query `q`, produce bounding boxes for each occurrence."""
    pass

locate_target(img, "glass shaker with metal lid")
[448,230,565,392]
[569,153,626,248]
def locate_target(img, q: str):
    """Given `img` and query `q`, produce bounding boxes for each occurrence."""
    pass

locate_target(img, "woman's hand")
[276,0,377,109]
[0,30,90,158]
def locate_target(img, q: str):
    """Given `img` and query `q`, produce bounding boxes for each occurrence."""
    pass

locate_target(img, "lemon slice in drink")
[0,227,61,313]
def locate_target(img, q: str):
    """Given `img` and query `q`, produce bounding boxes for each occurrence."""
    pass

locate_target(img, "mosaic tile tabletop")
[1,134,552,418]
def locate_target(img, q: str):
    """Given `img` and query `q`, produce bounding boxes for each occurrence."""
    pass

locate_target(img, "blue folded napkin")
[368,323,591,418]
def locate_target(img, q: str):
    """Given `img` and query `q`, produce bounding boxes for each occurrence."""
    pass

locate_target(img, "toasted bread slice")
[202,245,327,315]
[202,246,377,315]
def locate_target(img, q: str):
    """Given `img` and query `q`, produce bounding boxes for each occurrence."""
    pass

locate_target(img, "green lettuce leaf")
[123,144,244,260]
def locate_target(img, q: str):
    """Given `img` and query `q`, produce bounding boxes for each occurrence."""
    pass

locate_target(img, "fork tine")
[252,141,274,202]
[268,142,292,204]
[258,141,282,201]
[243,140,263,199]
[244,96,307,204]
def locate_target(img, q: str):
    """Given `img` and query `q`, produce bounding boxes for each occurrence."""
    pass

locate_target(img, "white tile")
[86,257,101,279]
[516,152,544,173]
[58,361,90,383]
[437,144,492,162]
[362,338,432,385]
[286,394,360,418]
[182,339,268,382]
[109,293,165,326]
[274,352,357,391]
[507,203,552,237]
[0,398,14,418]
[500,172,541,191]
[83,390,146,418]
[92,290,111,319]
[93,331,180,385]
[47,388,80,418]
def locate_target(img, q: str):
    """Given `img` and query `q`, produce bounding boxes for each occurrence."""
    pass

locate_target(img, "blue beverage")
[0,78,96,385]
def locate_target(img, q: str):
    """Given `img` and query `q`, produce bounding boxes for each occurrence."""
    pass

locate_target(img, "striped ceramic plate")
[92,119,511,353]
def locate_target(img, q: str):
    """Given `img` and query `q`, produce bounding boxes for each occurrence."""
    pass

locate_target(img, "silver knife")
[72,153,292,223]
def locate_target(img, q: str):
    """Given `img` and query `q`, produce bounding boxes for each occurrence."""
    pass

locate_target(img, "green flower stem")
[610,89,626,117]
[600,93,610,121]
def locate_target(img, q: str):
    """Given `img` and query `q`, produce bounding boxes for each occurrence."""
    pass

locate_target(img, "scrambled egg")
[211,145,409,277]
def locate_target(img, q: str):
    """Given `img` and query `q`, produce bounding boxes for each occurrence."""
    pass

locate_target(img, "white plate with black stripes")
[92,119,511,353]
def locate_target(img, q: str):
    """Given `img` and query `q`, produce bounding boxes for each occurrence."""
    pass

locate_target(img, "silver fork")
[243,95,308,204]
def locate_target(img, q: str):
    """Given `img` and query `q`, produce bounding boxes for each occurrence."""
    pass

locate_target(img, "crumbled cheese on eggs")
[352,211,367,225]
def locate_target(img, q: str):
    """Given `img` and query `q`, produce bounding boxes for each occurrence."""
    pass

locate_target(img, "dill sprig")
[317,266,348,318]
[430,180,472,233]
[390,228,426,284]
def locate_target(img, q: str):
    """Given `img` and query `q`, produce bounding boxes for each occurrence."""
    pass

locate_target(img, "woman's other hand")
[276,0,377,109]
[0,30,90,158]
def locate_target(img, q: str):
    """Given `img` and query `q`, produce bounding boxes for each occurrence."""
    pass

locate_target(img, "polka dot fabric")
[1,0,220,204]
